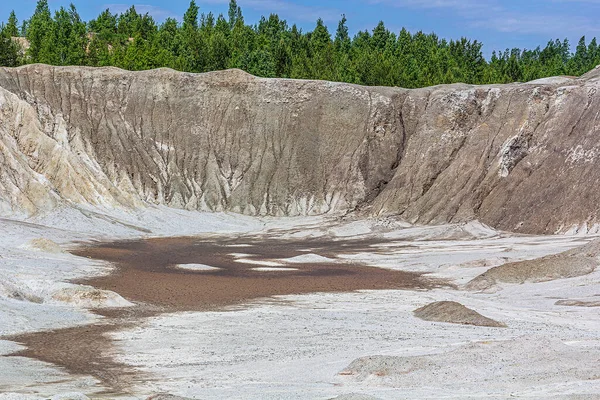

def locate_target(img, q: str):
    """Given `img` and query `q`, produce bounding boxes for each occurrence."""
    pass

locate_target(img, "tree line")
[1,0,599,88]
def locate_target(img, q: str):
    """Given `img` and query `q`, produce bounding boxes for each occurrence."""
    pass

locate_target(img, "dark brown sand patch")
[74,237,433,310]
[6,236,438,393]
[6,320,136,394]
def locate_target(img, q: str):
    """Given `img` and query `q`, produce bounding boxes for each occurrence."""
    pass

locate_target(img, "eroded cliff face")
[0,64,599,233]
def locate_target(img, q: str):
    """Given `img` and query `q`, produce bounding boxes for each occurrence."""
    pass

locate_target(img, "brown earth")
[74,236,432,310]
[2,65,600,233]
[6,235,437,393]
[6,320,139,394]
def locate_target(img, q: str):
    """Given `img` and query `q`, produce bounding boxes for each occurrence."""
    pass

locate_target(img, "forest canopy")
[1,0,599,88]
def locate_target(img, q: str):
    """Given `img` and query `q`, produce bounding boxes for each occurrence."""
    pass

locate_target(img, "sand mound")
[466,240,600,291]
[51,286,132,308]
[0,279,43,303]
[49,394,90,400]
[147,395,193,400]
[555,299,600,307]
[23,238,64,253]
[339,337,600,392]
[0,394,43,400]
[329,395,382,400]
[414,301,505,327]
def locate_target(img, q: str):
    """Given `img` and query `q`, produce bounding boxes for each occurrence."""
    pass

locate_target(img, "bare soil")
[6,235,436,394]
[74,236,431,310]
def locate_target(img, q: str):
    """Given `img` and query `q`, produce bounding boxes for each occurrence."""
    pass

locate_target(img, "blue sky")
[3,0,600,57]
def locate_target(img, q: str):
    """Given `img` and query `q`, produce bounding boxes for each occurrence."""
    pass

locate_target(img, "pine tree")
[334,15,350,53]
[89,9,118,42]
[3,0,600,86]
[572,36,588,75]
[210,15,231,70]
[588,38,599,68]
[183,1,199,31]
[26,0,53,62]
[6,11,19,37]
[228,9,251,69]
[181,1,204,72]
[51,5,87,65]
[0,23,20,66]
[309,18,333,80]
[152,18,179,68]
[228,0,240,28]
[371,21,389,51]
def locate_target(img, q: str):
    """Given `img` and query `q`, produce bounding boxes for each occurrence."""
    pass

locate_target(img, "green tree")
[228,8,251,69]
[209,15,231,70]
[241,49,276,77]
[183,1,199,30]
[309,18,334,80]
[6,11,19,37]
[334,15,350,52]
[50,5,87,65]
[26,0,53,62]
[4,1,600,87]
[151,17,179,68]
[570,36,589,75]
[89,9,118,42]
[180,1,205,71]
[0,23,20,66]
[228,0,241,28]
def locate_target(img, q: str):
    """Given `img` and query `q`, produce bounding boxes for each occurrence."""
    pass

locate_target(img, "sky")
[2,0,600,58]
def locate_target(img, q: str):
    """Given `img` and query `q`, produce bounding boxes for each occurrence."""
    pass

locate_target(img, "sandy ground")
[74,236,433,310]
[1,205,599,399]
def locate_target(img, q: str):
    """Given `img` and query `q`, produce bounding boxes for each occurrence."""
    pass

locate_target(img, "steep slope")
[370,77,600,234]
[0,64,599,234]
[0,65,404,217]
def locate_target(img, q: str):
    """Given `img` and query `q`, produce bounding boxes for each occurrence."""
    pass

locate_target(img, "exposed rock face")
[1,64,600,233]
[413,301,506,327]
[0,65,404,217]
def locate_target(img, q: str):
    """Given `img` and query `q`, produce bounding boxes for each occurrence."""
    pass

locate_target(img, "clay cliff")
[1,64,600,234]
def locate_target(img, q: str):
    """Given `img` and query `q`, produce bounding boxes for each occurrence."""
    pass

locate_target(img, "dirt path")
[6,236,437,394]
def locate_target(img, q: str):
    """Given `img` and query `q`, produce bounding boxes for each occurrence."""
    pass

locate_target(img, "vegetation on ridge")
[1,0,599,87]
